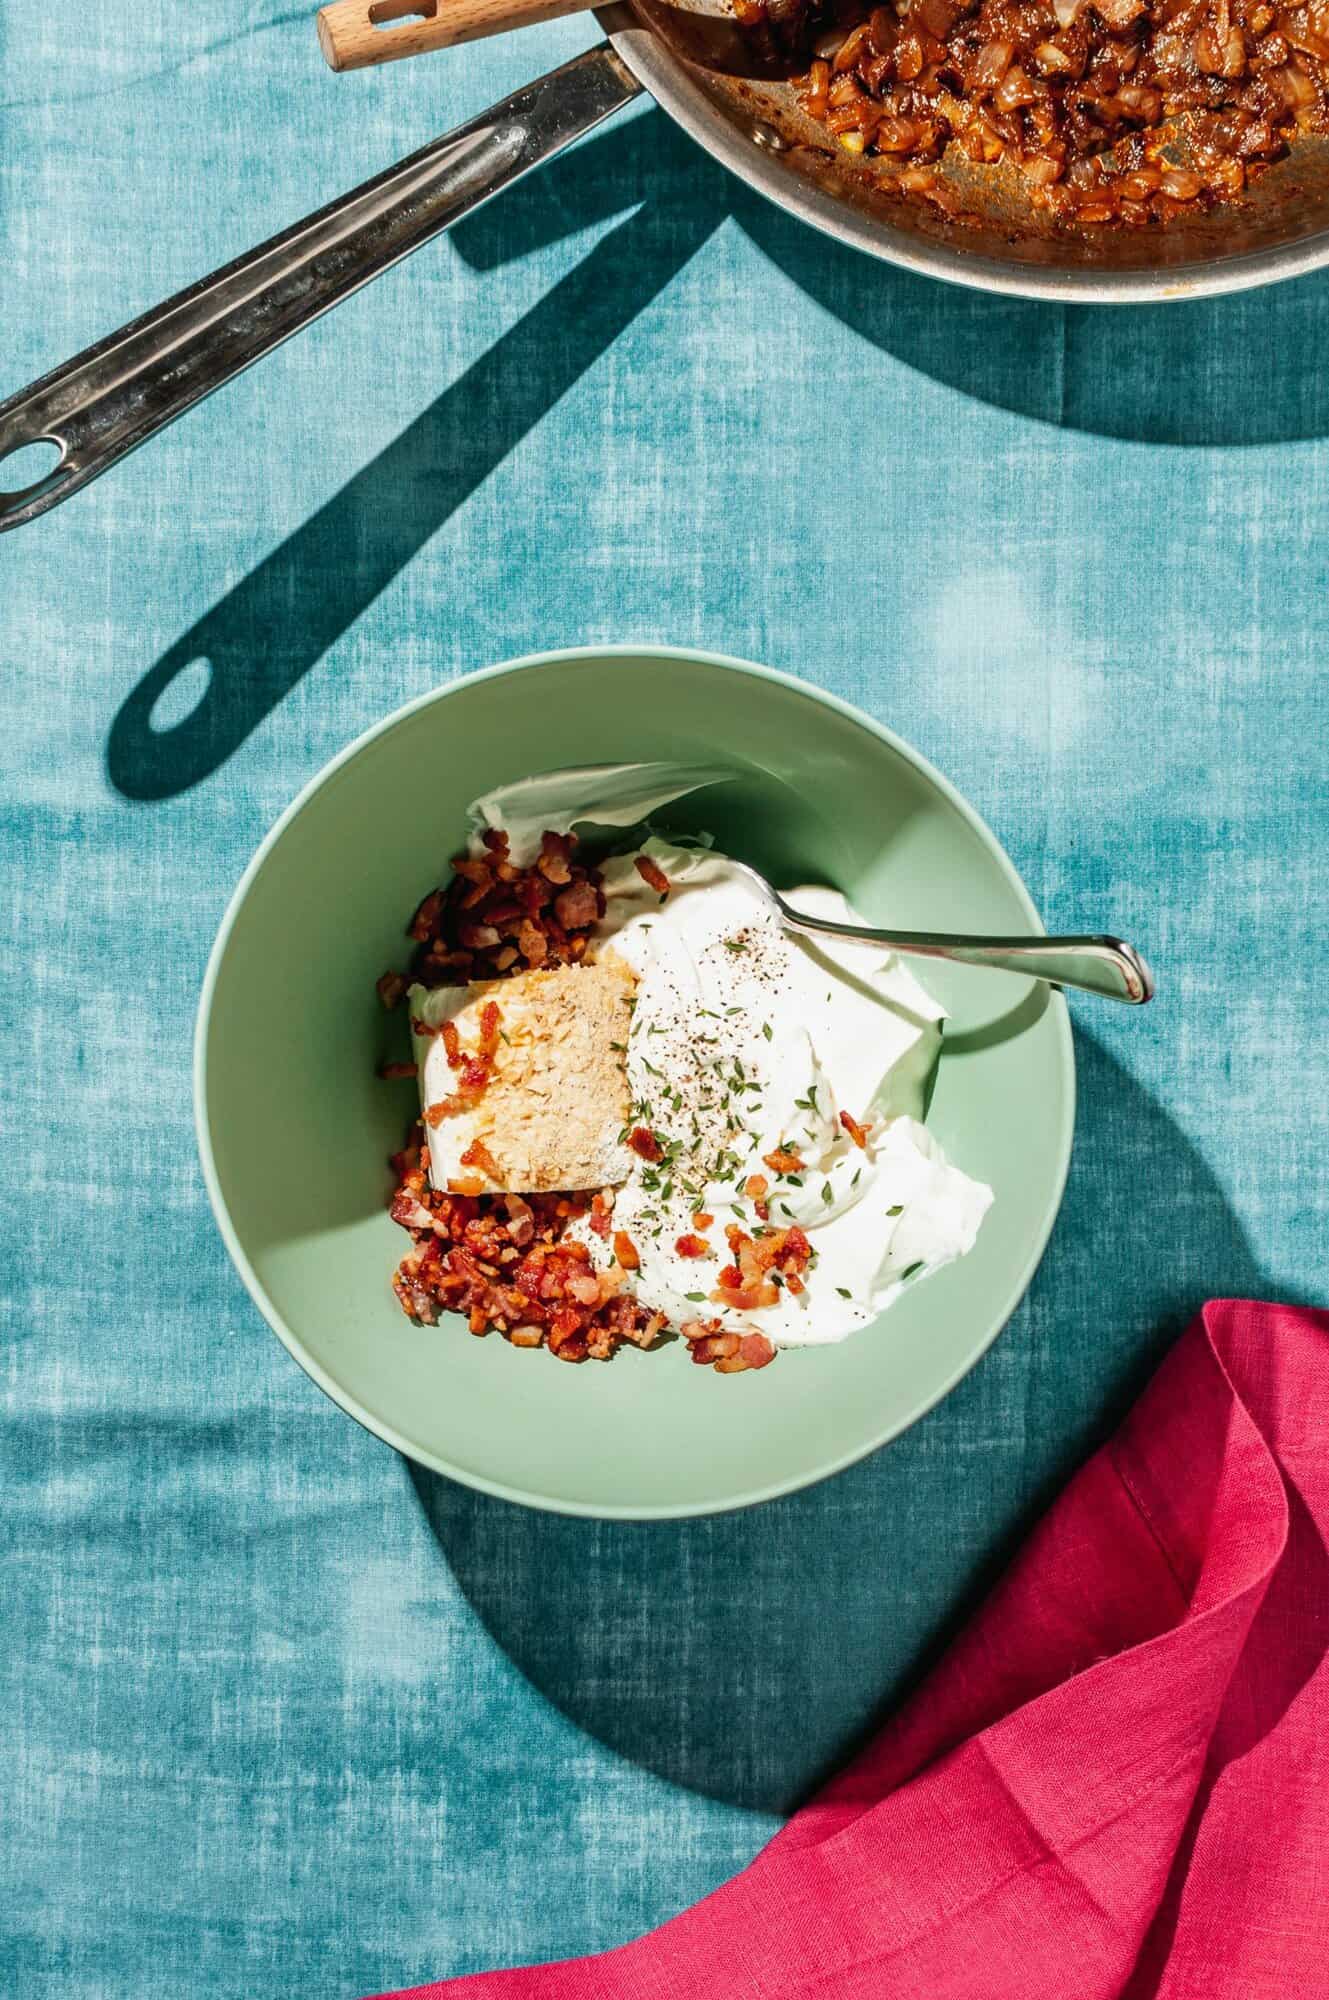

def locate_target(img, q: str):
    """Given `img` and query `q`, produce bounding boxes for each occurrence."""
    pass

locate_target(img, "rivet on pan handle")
[0,45,643,535]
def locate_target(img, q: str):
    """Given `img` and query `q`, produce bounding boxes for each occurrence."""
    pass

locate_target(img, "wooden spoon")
[316,0,597,70]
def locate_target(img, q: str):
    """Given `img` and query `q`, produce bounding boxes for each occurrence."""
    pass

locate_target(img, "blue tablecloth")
[3,7,1327,1994]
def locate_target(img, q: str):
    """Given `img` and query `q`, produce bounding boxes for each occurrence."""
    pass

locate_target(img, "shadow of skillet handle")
[0,45,642,535]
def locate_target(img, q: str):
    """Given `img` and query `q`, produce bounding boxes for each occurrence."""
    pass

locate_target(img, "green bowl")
[196,647,1074,1518]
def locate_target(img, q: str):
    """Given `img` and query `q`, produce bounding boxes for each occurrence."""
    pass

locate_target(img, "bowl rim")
[195,644,1076,1519]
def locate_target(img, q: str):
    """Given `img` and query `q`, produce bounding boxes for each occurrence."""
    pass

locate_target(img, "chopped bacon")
[763,1147,806,1175]
[378,1061,418,1080]
[459,923,501,951]
[459,1138,502,1183]
[376,970,408,1010]
[441,1021,463,1069]
[739,1332,776,1369]
[536,830,575,885]
[588,1190,614,1239]
[408,889,445,941]
[744,1174,769,1200]
[840,1109,872,1149]
[477,1000,503,1059]
[405,827,603,986]
[692,1211,714,1229]
[424,1100,455,1127]
[628,1126,664,1162]
[388,1172,666,1362]
[517,919,548,967]
[554,880,599,929]
[613,1230,641,1271]
[674,1234,710,1259]
[634,853,671,899]
[711,1279,780,1311]
[690,1331,741,1365]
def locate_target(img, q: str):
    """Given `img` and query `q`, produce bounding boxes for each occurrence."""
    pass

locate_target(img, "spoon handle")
[778,909,1154,1004]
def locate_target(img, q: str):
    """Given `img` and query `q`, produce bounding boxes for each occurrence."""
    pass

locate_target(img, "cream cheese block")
[410,957,637,1193]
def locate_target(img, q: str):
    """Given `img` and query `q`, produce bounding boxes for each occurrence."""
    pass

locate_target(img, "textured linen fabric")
[2,3,1329,1996]
[373,1301,1329,1999]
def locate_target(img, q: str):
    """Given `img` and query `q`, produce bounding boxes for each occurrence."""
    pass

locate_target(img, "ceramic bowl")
[196,647,1074,1517]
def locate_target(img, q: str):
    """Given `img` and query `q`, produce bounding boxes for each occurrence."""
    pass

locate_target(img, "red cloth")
[372,1300,1329,2000]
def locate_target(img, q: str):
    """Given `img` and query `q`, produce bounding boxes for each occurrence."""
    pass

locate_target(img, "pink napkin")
[371,1300,1329,2000]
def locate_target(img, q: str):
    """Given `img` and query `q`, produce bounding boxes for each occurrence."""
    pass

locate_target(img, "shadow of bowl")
[408,1029,1267,1815]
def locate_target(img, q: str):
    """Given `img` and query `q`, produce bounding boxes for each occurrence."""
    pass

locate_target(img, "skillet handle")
[318,0,597,73]
[0,44,642,533]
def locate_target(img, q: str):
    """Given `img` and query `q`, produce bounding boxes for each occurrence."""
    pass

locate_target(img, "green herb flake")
[821,1182,834,1206]
[685,1291,707,1304]
[902,1261,924,1281]
[836,1286,852,1299]
[887,1203,903,1217]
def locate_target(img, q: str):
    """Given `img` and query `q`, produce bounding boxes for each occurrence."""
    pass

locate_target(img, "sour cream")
[568,839,992,1348]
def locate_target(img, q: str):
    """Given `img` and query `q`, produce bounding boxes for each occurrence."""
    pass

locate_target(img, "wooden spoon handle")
[316,0,595,70]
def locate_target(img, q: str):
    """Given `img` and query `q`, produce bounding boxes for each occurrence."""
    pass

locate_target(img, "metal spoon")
[727,862,1154,1004]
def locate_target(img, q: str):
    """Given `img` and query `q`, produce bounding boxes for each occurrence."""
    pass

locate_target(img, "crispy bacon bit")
[739,1332,776,1369]
[744,1174,770,1200]
[634,853,671,899]
[674,1234,710,1259]
[408,889,445,942]
[446,1177,486,1197]
[376,970,408,1010]
[628,1126,664,1162]
[589,1190,614,1239]
[378,1061,418,1080]
[459,924,501,951]
[441,1021,463,1069]
[478,1000,503,1059]
[692,1211,714,1229]
[554,880,599,929]
[691,1331,741,1365]
[459,1138,502,1183]
[613,1230,641,1271]
[763,1147,806,1175]
[840,1110,872,1150]
[537,830,575,885]
[424,1100,454,1127]
[517,919,549,967]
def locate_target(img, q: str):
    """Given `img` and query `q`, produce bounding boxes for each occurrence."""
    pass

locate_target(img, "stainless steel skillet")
[4,3,1329,532]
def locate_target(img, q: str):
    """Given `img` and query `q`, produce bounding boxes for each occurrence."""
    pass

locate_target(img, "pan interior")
[602,0,1329,296]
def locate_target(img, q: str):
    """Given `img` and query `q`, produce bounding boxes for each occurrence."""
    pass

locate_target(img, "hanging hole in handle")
[368,0,437,23]
[147,657,214,736]
[0,436,67,502]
